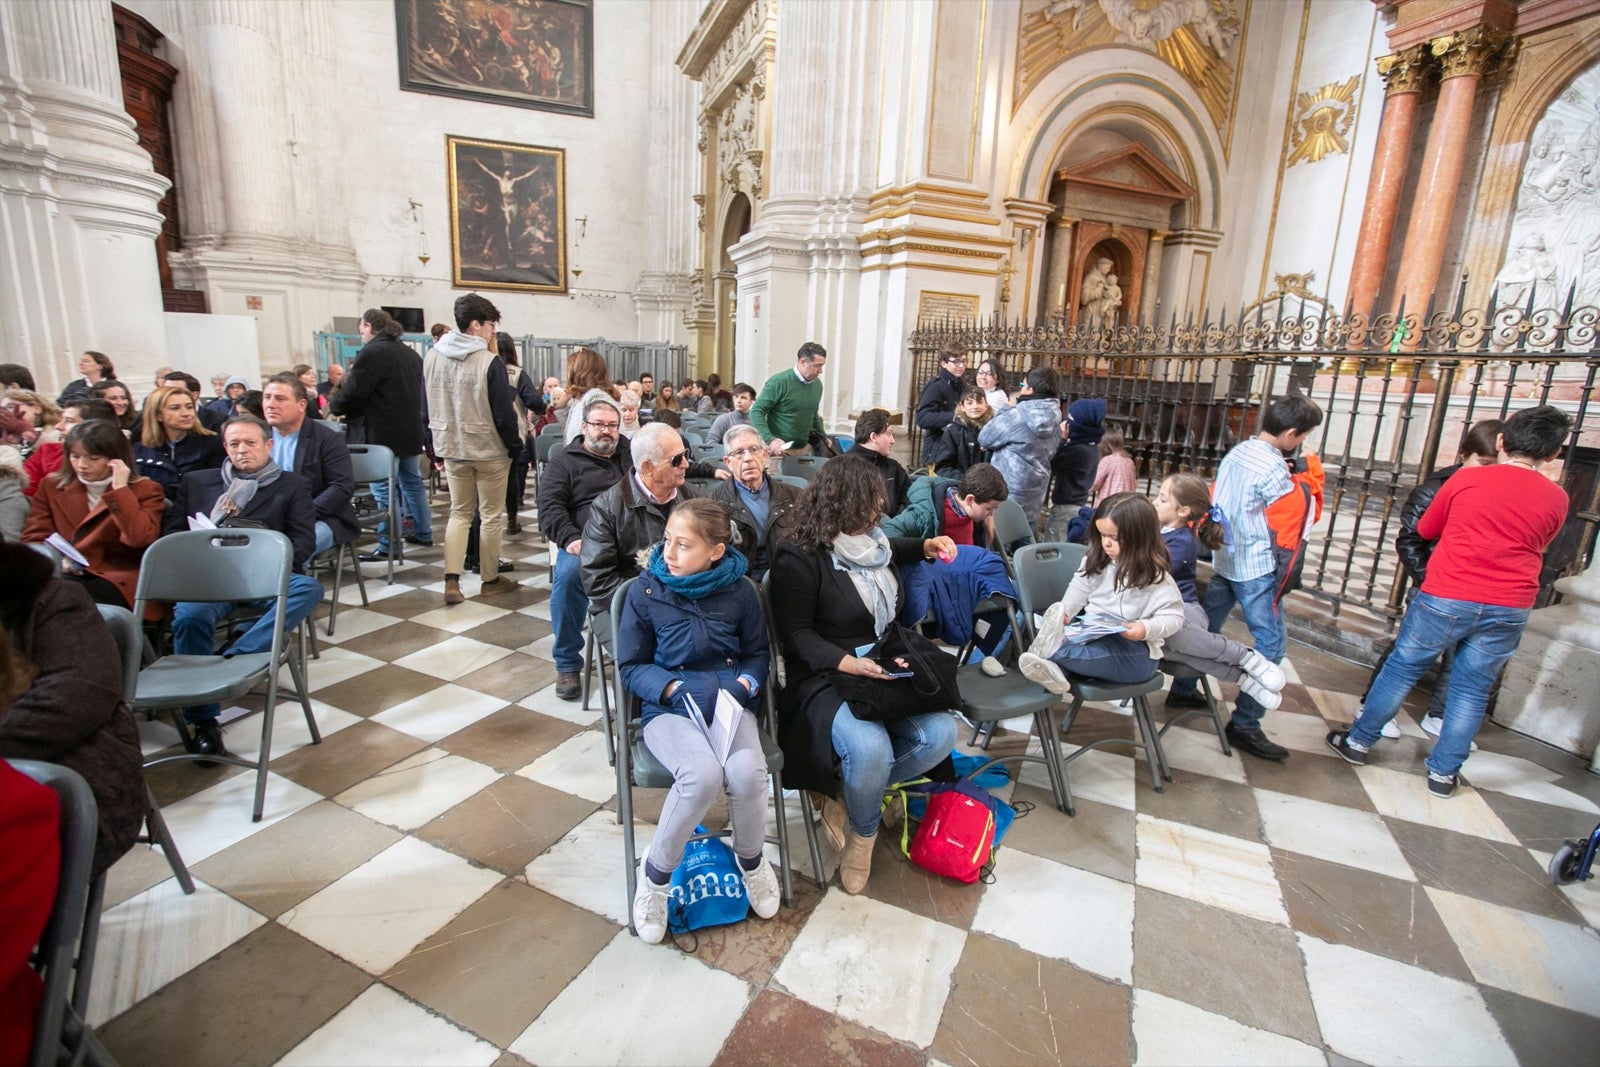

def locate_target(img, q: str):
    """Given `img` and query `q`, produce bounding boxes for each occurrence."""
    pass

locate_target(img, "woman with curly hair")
[767,456,958,895]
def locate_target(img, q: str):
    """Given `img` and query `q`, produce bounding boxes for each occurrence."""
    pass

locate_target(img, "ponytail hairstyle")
[1164,472,1225,551]
[671,497,736,551]
[1084,492,1169,590]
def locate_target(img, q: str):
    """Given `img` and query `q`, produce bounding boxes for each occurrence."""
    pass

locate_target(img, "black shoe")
[1427,771,1459,798]
[463,556,479,572]
[403,535,434,547]
[1325,729,1369,766]
[555,672,582,701]
[507,519,522,535]
[1164,689,1209,709]
[187,721,230,767]
[493,559,514,574]
[1226,724,1289,761]
[358,549,392,562]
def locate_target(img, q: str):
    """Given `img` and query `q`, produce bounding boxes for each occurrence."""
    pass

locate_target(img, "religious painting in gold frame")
[446,135,566,294]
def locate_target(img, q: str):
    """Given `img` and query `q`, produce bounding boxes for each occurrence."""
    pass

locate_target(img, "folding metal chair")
[990,498,1036,569]
[135,530,320,822]
[312,443,398,637]
[581,610,617,767]
[758,574,829,891]
[779,454,828,482]
[1156,660,1232,757]
[694,441,728,462]
[773,474,808,491]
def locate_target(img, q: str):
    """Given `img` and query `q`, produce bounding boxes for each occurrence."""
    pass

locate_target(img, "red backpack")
[908,781,998,883]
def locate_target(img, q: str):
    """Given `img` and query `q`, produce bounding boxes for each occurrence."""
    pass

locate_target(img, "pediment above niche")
[1057,143,1195,206]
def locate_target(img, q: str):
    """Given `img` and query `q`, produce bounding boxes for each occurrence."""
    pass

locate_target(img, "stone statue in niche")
[1079,257,1121,327]
[1499,64,1600,311]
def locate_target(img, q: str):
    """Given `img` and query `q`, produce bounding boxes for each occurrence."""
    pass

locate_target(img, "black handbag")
[830,621,960,721]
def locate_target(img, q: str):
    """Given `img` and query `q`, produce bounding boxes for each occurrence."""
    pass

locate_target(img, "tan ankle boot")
[840,830,876,894]
[814,793,846,852]
[444,575,464,605]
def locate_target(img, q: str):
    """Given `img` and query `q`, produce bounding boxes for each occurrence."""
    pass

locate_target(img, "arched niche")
[715,193,752,380]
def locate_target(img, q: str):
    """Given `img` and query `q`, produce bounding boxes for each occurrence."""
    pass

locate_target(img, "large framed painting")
[446,136,566,294]
[396,0,593,117]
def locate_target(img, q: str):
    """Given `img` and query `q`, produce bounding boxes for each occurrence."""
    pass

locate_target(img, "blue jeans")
[550,547,587,674]
[372,453,432,550]
[1048,633,1157,684]
[830,702,956,836]
[313,521,334,558]
[1172,571,1285,731]
[1349,592,1529,777]
[171,573,324,723]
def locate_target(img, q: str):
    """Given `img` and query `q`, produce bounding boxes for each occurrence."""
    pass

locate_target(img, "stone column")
[633,0,698,346]
[0,0,170,391]
[1346,45,1429,317]
[1044,217,1076,320]
[1494,553,1600,762]
[1391,28,1509,322]
[1140,231,1168,325]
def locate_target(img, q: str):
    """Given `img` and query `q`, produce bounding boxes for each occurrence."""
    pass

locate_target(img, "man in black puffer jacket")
[914,341,969,468]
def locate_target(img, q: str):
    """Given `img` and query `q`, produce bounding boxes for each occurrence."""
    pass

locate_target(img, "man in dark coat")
[712,423,800,579]
[330,308,431,554]
[262,372,358,557]
[913,341,968,468]
[163,415,322,758]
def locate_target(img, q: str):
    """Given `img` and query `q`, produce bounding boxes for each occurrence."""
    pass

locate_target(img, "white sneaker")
[1420,714,1476,750]
[1237,675,1283,711]
[741,859,781,919]
[1029,605,1067,661]
[1238,648,1286,691]
[632,860,670,944]
[1380,718,1401,740]
[1019,652,1072,695]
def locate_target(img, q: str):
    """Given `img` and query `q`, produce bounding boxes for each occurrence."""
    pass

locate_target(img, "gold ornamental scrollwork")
[1375,44,1430,95]
[1431,26,1512,81]
[1286,75,1360,168]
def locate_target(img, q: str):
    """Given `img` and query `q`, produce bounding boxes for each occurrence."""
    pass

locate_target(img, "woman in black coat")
[768,456,957,895]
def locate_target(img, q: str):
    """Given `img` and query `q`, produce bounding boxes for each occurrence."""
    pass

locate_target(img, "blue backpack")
[666,830,749,935]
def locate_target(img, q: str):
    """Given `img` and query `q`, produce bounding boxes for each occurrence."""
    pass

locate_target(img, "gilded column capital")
[1430,26,1512,80]
[1375,44,1431,95]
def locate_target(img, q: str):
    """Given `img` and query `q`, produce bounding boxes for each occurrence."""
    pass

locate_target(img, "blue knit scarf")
[646,541,748,599]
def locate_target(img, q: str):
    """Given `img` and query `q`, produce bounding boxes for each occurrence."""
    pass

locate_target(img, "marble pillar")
[1346,45,1429,318]
[1140,231,1167,325]
[0,0,170,392]
[1043,217,1077,320]
[633,0,697,348]
[1494,553,1600,764]
[1391,28,1509,321]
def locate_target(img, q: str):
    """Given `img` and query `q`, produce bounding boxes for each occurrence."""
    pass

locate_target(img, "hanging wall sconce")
[408,198,431,266]
[570,215,588,286]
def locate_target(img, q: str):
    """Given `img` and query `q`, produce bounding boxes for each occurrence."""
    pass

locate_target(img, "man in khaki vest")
[423,292,522,604]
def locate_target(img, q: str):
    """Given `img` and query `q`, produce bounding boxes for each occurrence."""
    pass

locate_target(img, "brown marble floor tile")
[270,719,428,797]
[1133,886,1322,1046]
[859,831,982,930]
[453,652,557,703]
[693,878,825,986]
[1384,818,1584,924]
[1481,986,1600,1067]
[145,760,246,808]
[102,842,181,910]
[439,704,582,773]
[338,620,455,662]
[314,665,443,717]
[492,1052,537,1067]
[469,581,550,611]
[1476,789,1600,855]
[1003,787,1136,884]
[1292,650,1371,694]
[714,988,921,1067]
[932,932,1132,1067]
[97,923,369,1066]
[1274,849,1472,981]
[1242,748,1376,811]
[416,775,595,874]
[193,800,402,917]
[460,611,553,649]
[1135,766,1262,841]
[368,587,453,618]
[383,881,616,1047]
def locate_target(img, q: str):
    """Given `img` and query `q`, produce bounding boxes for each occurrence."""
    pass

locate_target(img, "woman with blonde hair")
[0,390,61,457]
[133,384,223,498]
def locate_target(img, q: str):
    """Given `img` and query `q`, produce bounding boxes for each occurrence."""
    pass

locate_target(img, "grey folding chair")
[990,498,1036,569]
[135,529,320,822]
[758,574,828,891]
[779,454,828,482]
[694,441,727,463]
[1156,660,1232,758]
[95,605,195,895]
[309,444,396,638]
[610,578,800,934]
[581,609,617,767]
[773,474,808,491]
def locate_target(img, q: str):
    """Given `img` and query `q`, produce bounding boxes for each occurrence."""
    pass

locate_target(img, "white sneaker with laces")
[1380,718,1401,740]
[1238,648,1287,691]
[1237,675,1283,711]
[1420,713,1476,749]
[741,859,781,919]
[1019,652,1072,695]
[633,860,670,944]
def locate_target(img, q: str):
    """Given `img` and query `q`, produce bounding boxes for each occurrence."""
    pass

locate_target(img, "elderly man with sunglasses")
[712,424,800,580]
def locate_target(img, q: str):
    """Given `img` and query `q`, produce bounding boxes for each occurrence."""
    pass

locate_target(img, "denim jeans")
[372,453,433,550]
[1047,633,1157,684]
[550,547,588,674]
[313,520,334,558]
[1174,571,1285,732]
[1349,592,1529,777]
[171,573,324,723]
[830,702,957,836]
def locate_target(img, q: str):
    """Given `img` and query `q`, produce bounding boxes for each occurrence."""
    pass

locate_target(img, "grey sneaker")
[632,860,670,944]
[1427,771,1459,798]
[1019,652,1072,696]
[1325,729,1369,766]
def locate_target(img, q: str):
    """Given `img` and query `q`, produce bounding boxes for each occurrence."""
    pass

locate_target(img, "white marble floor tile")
[515,729,617,803]
[1260,709,1345,757]
[281,646,384,693]
[1132,988,1326,1066]
[334,748,500,830]
[1358,765,1520,843]
[1135,814,1289,926]
[159,770,323,863]
[279,836,501,974]
[1278,657,1304,686]
[1305,684,1359,725]
[972,846,1134,982]
[524,809,647,926]
[409,600,512,634]
[88,879,265,1026]
[1462,752,1600,814]
[516,683,602,727]
[1426,887,1600,1017]
[1017,737,1137,811]
[1297,933,1515,1066]
[1255,788,1415,881]
[517,599,554,621]
[520,632,558,662]
[318,607,406,645]
[230,701,361,764]
[775,891,966,1048]
[1143,723,1248,784]
[276,983,498,1067]
[1530,848,1600,929]
[508,931,751,1066]
[370,683,509,744]
[136,716,183,757]
[392,634,511,681]
[333,579,412,607]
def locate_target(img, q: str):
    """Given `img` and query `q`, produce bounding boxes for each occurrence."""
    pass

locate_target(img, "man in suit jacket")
[330,309,432,554]
[163,415,323,760]
[262,372,359,557]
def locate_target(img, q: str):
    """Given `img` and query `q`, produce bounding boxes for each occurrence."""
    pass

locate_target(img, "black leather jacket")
[1394,463,1459,584]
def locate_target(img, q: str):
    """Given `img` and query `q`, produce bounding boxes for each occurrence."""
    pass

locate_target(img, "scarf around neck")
[830,529,897,637]
[646,541,748,599]
[211,459,281,524]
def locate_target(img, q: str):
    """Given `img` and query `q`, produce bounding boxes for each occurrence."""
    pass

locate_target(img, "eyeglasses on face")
[666,450,690,468]
[726,445,764,460]
[584,419,620,432]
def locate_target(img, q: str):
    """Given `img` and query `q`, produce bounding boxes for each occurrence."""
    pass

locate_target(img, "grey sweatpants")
[1163,601,1249,683]
[643,707,767,871]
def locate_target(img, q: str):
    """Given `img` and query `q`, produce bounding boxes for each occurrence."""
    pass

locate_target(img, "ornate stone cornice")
[1375,44,1431,95]
[1431,26,1512,80]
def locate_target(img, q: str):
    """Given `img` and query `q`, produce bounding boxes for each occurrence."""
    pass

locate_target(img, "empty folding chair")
[779,454,827,482]
[989,498,1035,569]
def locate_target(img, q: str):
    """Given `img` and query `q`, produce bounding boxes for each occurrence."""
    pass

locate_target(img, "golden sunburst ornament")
[1287,75,1360,168]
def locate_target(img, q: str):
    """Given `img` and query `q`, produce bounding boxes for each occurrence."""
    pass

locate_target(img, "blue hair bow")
[1207,505,1233,549]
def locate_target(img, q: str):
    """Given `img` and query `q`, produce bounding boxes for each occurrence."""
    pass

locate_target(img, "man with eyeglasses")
[914,340,970,469]
[750,341,828,457]
[712,424,800,579]
[537,393,631,700]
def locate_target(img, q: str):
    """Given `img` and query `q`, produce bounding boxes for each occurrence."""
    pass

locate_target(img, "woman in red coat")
[22,420,164,610]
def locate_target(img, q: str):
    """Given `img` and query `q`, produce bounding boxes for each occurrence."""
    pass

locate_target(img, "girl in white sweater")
[1020,493,1186,692]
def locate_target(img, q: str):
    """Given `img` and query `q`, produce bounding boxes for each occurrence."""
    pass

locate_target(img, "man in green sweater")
[751,341,827,456]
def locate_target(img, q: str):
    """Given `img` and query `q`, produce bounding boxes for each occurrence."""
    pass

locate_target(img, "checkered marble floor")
[95,500,1600,1066]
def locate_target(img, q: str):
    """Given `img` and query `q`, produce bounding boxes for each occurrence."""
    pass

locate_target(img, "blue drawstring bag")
[952,753,1011,792]
[666,829,749,935]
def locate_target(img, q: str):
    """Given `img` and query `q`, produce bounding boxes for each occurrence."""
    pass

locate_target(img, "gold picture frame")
[446,135,566,294]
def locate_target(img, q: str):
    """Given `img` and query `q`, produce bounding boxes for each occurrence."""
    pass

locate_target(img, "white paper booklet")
[44,533,89,568]
[681,688,745,765]
[187,511,217,530]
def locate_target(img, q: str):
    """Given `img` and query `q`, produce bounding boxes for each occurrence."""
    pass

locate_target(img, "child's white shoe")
[1029,605,1067,661]
[979,655,1006,678]
[1237,675,1283,711]
[741,859,781,920]
[1019,652,1073,695]
[1239,648,1286,691]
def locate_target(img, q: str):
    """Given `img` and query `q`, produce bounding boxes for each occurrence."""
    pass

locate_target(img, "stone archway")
[715,194,752,381]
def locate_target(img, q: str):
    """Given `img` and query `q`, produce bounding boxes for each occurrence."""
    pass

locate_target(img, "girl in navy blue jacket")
[616,498,779,944]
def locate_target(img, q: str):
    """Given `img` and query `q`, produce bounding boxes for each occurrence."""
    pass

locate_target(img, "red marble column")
[1346,46,1429,318]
